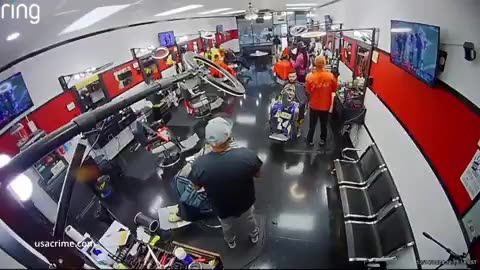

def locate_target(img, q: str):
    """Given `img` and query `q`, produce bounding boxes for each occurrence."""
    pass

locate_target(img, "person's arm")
[245,149,263,179]
[188,161,205,190]
[294,54,304,69]
[305,74,313,96]
[254,157,263,178]
[332,76,339,93]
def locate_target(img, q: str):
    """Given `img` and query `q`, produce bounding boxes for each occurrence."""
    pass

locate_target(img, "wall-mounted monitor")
[158,31,176,47]
[0,73,34,130]
[390,20,440,86]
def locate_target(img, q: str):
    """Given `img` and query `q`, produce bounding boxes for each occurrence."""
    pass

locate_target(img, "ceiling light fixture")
[198,8,232,15]
[286,3,318,6]
[200,31,215,39]
[60,5,131,35]
[155,4,203,16]
[245,2,258,20]
[6,32,20,41]
[286,7,312,10]
[222,9,246,15]
[263,13,272,20]
[300,31,327,38]
[55,9,81,16]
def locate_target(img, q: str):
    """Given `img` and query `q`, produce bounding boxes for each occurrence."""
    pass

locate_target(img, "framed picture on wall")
[355,46,370,78]
[344,41,353,63]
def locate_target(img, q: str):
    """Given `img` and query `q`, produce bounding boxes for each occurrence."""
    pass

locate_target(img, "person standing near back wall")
[305,56,338,147]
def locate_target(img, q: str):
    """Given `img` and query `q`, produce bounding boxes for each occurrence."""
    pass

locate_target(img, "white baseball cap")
[205,117,233,146]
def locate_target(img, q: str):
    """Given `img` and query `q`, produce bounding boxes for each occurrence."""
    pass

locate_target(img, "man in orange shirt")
[273,55,294,82]
[211,54,236,78]
[305,56,338,146]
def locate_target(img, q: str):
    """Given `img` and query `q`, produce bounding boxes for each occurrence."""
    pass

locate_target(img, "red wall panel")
[370,51,480,215]
[0,91,81,155]
[0,132,21,156]
[340,36,357,71]
[187,41,194,51]
[102,61,144,98]
[28,91,81,134]
[228,29,239,40]
[196,38,204,52]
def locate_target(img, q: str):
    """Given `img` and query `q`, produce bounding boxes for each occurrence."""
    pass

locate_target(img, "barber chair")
[334,144,385,187]
[340,168,400,220]
[345,204,415,263]
[179,77,223,119]
[131,118,182,168]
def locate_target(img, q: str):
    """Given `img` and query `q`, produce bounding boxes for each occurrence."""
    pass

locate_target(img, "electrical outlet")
[67,102,76,112]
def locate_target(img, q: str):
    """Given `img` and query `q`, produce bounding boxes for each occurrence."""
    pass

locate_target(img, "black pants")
[298,103,306,124]
[307,109,329,142]
[297,74,306,83]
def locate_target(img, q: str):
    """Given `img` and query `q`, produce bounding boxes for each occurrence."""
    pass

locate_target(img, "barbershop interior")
[0,0,479,269]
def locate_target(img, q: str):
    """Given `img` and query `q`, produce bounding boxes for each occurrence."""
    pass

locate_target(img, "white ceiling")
[0,0,331,69]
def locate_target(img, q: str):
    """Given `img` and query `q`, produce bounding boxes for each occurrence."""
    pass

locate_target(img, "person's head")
[280,54,289,61]
[314,56,326,71]
[215,44,220,49]
[205,117,233,153]
[288,71,297,84]
[297,41,308,66]
[297,41,306,54]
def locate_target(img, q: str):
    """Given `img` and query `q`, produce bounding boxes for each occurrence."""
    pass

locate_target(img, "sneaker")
[227,237,237,249]
[319,139,326,146]
[306,140,314,146]
[250,229,260,244]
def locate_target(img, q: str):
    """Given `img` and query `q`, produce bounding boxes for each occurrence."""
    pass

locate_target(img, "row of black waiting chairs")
[334,144,415,264]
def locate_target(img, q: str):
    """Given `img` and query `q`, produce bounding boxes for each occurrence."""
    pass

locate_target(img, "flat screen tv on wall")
[0,73,34,130]
[159,31,176,47]
[390,20,440,86]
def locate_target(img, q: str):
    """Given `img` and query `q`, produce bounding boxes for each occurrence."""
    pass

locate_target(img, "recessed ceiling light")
[60,5,131,35]
[221,9,246,15]
[155,5,203,16]
[286,3,318,6]
[6,32,20,41]
[55,9,81,16]
[286,7,311,10]
[198,8,232,15]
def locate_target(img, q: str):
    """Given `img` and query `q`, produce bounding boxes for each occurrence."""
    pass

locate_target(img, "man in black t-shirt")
[189,117,262,249]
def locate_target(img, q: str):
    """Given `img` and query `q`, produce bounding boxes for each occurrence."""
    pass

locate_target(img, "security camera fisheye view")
[0,0,478,269]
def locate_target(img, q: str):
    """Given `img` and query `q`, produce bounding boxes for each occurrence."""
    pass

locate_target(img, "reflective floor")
[81,61,349,268]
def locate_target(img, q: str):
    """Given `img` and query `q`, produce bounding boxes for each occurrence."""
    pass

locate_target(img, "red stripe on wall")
[102,61,144,98]
[370,51,480,215]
